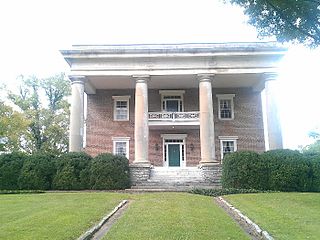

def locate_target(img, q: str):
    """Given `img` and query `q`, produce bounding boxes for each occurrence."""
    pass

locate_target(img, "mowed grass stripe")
[105,192,249,240]
[225,192,320,240]
[0,192,125,240]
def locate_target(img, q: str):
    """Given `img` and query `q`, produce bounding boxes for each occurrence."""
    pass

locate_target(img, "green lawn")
[0,192,125,240]
[105,192,248,240]
[0,192,248,240]
[225,192,320,240]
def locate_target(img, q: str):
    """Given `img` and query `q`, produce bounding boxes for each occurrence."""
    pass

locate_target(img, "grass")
[0,192,125,240]
[0,192,249,240]
[105,192,248,240]
[224,192,320,240]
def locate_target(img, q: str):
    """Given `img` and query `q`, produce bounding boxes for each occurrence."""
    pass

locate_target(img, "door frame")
[161,134,187,168]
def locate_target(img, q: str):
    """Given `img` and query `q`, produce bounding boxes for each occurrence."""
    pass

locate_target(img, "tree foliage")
[0,102,29,152]
[228,0,320,47]
[303,130,320,154]
[7,73,71,153]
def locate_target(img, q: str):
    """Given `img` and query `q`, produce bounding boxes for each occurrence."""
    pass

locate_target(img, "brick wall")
[85,87,265,164]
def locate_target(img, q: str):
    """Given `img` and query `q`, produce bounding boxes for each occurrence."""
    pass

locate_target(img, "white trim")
[112,137,131,141]
[216,94,235,120]
[113,95,130,121]
[218,136,239,140]
[112,95,131,100]
[112,137,130,159]
[161,134,187,139]
[161,134,187,168]
[159,90,186,95]
[219,136,238,161]
[159,90,185,112]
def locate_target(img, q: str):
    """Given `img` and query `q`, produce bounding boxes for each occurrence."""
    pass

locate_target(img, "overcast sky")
[0,0,319,149]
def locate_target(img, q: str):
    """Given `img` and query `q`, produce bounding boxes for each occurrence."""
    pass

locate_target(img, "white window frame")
[159,90,185,112]
[112,96,131,121]
[112,137,130,159]
[216,94,235,120]
[219,136,238,161]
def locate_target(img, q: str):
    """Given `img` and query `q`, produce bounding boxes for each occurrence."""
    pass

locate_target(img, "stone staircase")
[131,167,221,191]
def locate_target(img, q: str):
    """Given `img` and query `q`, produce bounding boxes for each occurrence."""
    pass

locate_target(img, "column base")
[130,163,151,185]
[198,163,222,184]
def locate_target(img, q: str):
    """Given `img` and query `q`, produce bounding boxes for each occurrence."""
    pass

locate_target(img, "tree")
[303,130,320,154]
[8,73,71,153]
[228,0,320,47]
[0,102,29,152]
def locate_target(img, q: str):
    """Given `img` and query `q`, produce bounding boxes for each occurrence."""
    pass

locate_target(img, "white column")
[264,73,283,150]
[69,76,85,152]
[133,75,150,165]
[198,74,217,164]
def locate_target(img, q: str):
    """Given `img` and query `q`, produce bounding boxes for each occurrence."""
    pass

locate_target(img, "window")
[112,137,130,159]
[216,94,235,120]
[159,90,185,112]
[219,136,238,160]
[112,96,130,121]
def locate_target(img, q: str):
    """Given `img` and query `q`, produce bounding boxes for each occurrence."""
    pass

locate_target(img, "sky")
[0,0,319,149]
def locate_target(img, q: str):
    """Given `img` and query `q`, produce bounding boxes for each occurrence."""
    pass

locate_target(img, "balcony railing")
[148,111,200,122]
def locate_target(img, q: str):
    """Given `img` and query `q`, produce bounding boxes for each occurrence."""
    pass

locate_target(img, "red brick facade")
[85,87,265,164]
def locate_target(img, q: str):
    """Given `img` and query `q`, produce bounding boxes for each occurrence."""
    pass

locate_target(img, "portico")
[61,42,286,186]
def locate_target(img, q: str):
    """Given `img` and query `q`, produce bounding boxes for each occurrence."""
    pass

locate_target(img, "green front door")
[168,144,180,167]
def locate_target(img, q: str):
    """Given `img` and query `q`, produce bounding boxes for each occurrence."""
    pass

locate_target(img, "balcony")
[148,111,200,129]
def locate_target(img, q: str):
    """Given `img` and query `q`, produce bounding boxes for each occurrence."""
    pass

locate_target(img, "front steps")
[131,167,221,191]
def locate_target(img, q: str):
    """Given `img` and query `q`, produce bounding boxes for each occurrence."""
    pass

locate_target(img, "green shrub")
[262,149,310,192]
[222,151,268,190]
[190,188,275,197]
[89,153,130,190]
[0,152,27,190]
[18,153,56,190]
[310,155,320,192]
[0,190,45,194]
[53,152,92,190]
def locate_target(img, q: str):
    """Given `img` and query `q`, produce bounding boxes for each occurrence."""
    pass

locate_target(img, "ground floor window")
[219,136,238,160]
[112,137,130,159]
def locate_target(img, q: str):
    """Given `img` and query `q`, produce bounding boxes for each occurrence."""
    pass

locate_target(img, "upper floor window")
[112,137,130,159]
[217,94,235,120]
[112,96,130,121]
[159,90,185,112]
[219,136,238,161]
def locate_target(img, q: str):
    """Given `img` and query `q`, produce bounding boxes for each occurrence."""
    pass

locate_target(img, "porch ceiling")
[86,73,263,90]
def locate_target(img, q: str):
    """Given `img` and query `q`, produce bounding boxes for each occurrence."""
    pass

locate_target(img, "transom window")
[112,96,130,121]
[219,136,238,161]
[159,90,185,112]
[217,94,235,120]
[112,137,130,159]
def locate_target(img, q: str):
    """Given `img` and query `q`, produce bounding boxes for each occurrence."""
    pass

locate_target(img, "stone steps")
[131,167,221,191]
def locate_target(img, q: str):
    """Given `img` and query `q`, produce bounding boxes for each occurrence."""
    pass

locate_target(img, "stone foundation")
[199,164,222,184]
[129,164,151,185]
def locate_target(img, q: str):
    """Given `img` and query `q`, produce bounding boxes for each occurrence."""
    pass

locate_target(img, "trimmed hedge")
[18,153,56,190]
[53,152,92,190]
[0,151,131,190]
[310,155,320,192]
[222,151,268,190]
[222,149,320,192]
[0,152,28,190]
[190,188,276,197]
[89,153,130,190]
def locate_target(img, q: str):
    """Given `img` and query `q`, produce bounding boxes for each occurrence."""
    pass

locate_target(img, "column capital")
[132,75,150,83]
[263,72,278,82]
[69,75,86,85]
[197,74,215,82]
